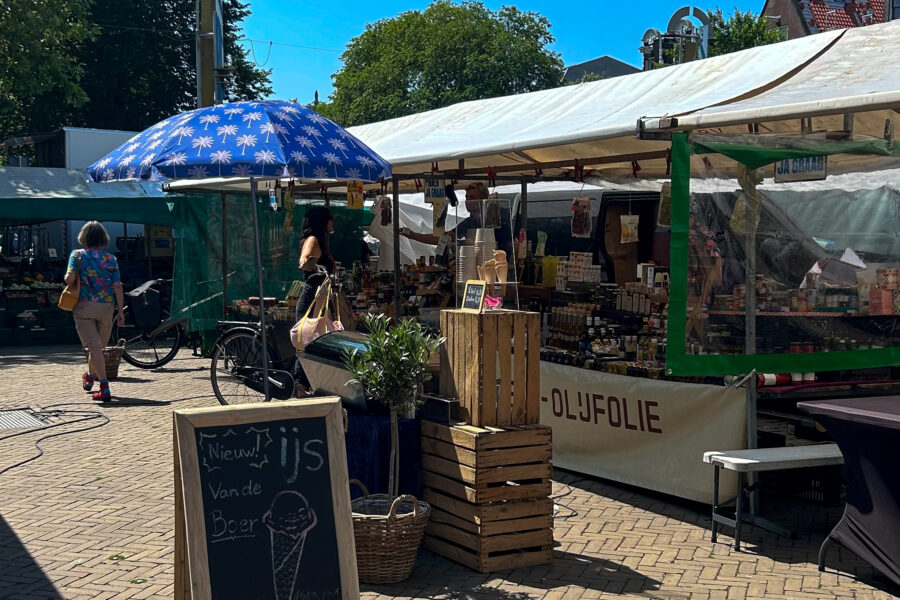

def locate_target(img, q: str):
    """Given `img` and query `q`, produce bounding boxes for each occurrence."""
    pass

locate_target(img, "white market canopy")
[348,21,900,182]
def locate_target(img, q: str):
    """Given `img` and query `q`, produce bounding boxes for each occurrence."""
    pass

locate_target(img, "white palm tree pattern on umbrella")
[254,149,277,175]
[199,114,220,129]
[210,150,232,176]
[273,123,289,141]
[175,127,194,144]
[301,125,322,143]
[323,152,342,178]
[328,138,349,158]
[243,111,264,125]
[188,165,209,178]
[260,122,276,143]
[290,151,309,177]
[117,154,136,178]
[163,152,188,177]
[88,99,391,183]
[236,134,258,155]
[192,136,214,156]
[357,156,376,180]
[217,124,238,143]
[294,136,315,156]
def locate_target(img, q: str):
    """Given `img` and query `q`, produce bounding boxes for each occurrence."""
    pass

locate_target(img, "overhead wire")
[91,22,341,53]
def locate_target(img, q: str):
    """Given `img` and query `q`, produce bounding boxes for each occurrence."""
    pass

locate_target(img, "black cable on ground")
[551,477,589,520]
[0,409,110,478]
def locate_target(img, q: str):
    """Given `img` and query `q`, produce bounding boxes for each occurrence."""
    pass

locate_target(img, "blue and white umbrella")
[87,99,391,183]
[88,100,393,401]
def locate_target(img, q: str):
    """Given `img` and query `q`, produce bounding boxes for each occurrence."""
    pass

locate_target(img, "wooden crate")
[421,420,551,504]
[423,489,553,572]
[439,309,541,426]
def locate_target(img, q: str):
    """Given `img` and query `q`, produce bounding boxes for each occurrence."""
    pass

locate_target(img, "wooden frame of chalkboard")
[173,397,358,600]
[460,279,486,313]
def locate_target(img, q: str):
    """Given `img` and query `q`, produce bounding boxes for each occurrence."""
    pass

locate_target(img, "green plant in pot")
[345,314,444,497]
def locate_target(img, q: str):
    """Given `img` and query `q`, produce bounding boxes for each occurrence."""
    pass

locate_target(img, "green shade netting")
[170,193,373,354]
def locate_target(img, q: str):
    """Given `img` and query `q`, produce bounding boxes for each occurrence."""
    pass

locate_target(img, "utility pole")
[196,0,226,107]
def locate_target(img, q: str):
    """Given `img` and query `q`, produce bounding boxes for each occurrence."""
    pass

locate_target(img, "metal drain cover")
[0,410,46,430]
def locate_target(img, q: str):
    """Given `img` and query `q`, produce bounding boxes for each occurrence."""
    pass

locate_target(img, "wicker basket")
[82,340,126,381]
[350,480,430,584]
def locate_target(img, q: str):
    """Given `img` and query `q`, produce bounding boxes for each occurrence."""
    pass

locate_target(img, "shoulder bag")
[290,277,343,350]
[58,251,81,311]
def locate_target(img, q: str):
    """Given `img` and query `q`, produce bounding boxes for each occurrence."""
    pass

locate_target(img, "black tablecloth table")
[798,396,900,587]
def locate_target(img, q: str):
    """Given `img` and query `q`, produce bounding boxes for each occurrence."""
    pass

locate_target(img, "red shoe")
[82,372,95,392]
[92,384,110,402]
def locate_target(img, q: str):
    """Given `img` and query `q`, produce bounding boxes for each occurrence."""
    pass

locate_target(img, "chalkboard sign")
[174,398,357,600]
[460,280,486,313]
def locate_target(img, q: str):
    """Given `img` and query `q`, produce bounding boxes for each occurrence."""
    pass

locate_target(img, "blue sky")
[239,1,763,103]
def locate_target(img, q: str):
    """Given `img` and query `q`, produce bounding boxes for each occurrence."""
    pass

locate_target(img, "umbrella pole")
[250,177,271,400]
[392,178,401,320]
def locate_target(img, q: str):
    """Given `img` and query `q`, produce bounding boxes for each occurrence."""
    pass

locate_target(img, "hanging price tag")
[346,180,364,210]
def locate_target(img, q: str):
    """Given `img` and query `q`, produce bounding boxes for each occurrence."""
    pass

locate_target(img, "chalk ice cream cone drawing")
[263,491,318,600]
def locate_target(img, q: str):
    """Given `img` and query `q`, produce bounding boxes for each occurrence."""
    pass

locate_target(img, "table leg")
[734,472,744,551]
[712,465,720,543]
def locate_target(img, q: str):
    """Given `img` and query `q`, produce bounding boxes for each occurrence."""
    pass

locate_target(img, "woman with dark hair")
[295,206,335,321]
[65,221,126,401]
[293,207,335,393]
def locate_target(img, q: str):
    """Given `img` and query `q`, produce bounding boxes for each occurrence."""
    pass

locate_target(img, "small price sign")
[460,280,486,313]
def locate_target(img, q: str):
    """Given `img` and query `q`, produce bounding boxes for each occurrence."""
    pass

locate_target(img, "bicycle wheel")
[115,322,184,369]
[210,330,273,405]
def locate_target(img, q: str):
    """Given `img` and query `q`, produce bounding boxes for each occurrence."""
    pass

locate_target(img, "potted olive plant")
[343,314,444,584]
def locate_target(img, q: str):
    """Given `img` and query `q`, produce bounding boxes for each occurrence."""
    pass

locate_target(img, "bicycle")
[209,318,298,405]
[113,278,185,369]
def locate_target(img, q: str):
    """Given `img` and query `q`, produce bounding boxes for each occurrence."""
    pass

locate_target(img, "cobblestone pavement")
[0,346,897,600]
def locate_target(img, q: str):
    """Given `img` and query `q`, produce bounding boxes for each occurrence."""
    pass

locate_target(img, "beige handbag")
[290,277,343,350]
[58,252,81,311]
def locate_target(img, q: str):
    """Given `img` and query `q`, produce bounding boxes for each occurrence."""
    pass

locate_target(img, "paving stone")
[1,346,898,600]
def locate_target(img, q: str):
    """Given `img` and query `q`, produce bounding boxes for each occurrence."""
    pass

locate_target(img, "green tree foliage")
[0,0,94,139]
[0,0,271,145]
[75,0,271,132]
[324,0,564,127]
[707,8,786,57]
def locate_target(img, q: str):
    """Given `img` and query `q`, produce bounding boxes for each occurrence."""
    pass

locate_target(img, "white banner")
[540,362,746,503]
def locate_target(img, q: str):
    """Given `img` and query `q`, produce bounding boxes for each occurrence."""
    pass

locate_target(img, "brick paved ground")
[0,345,897,600]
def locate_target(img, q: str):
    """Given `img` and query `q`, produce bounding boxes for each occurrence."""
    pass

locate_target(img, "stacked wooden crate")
[439,310,541,426]
[424,310,552,572]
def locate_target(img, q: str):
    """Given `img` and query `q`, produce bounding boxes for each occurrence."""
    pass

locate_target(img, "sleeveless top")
[300,235,334,278]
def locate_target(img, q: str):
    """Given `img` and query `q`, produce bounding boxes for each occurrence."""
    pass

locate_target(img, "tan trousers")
[73,300,114,379]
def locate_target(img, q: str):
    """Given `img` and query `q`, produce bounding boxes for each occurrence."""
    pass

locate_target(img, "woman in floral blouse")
[65,222,126,401]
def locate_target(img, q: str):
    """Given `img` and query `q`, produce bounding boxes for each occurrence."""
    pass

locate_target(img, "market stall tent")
[346,29,850,180]
[0,166,173,227]
[641,20,900,133]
